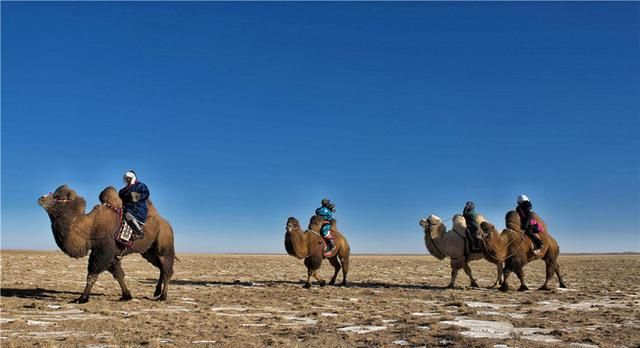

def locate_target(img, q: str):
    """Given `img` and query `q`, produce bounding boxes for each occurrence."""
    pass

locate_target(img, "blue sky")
[2,2,638,253]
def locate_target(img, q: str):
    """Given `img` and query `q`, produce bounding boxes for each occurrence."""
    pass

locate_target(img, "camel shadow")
[141,279,302,287]
[0,287,105,300]
[143,279,447,291]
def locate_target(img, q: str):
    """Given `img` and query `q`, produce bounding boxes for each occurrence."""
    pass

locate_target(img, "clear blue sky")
[2,2,638,253]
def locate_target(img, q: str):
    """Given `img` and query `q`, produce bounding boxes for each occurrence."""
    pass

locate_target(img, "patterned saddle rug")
[104,203,135,249]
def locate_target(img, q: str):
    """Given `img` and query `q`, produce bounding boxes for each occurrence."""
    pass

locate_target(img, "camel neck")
[285,228,310,259]
[50,208,96,258]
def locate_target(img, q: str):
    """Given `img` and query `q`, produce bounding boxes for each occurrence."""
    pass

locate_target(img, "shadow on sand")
[0,287,105,300]
[141,278,448,291]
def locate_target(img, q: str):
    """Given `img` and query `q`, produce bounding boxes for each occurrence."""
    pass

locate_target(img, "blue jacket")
[119,181,150,222]
[315,206,333,222]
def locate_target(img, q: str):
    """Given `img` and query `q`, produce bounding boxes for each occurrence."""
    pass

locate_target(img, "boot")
[323,236,336,257]
[466,229,480,252]
[125,212,145,241]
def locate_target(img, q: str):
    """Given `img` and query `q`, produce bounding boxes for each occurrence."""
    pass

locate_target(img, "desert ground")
[1,251,638,348]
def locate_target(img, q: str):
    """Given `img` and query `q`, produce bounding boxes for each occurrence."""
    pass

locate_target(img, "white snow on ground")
[440,317,561,343]
[337,326,387,334]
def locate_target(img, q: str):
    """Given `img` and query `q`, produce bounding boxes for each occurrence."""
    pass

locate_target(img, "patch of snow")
[26,320,54,326]
[321,312,339,317]
[465,301,516,309]
[569,343,599,348]
[412,312,438,317]
[0,318,16,324]
[46,305,62,309]
[338,325,387,334]
[393,339,409,345]
[283,316,317,325]
[193,340,217,344]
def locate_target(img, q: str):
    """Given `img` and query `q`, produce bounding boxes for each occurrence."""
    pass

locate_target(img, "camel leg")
[108,261,132,301]
[75,273,99,303]
[490,262,503,289]
[447,259,462,288]
[555,263,567,288]
[312,270,326,287]
[500,265,512,292]
[339,255,349,287]
[328,257,341,285]
[539,259,558,291]
[515,267,529,291]
[303,268,313,289]
[142,250,164,298]
[463,262,479,288]
[156,255,174,301]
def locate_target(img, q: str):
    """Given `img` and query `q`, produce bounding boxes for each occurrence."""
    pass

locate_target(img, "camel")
[419,214,503,288]
[284,215,350,288]
[37,185,176,303]
[478,210,566,292]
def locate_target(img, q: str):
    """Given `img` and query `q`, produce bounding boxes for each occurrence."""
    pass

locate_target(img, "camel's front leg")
[108,261,132,301]
[448,259,462,288]
[515,267,529,291]
[312,270,326,287]
[490,262,503,288]
[500,266,512,292]
[463,262,479,288]
[303,268,313,289]
[75,273,99,303]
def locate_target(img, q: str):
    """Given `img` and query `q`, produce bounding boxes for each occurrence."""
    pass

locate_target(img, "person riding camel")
[462,201,482,253]
[516,194,544,255]
[315,198,336,257]
[119,170,150,241]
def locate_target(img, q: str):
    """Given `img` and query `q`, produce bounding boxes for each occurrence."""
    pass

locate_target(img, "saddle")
[104,203,135,249]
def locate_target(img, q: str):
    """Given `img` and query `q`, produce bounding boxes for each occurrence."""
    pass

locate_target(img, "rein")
[425,221,447,259]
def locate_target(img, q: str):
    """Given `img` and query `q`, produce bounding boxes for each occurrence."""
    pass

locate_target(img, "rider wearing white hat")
[516,194,543,254]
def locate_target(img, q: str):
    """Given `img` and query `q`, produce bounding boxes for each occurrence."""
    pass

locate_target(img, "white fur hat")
[517,194,530,204]
[123,170,137,184]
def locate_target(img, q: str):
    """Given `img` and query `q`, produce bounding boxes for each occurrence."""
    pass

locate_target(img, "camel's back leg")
[108,260,132,301]
[555,263,566,288]
[327,256,341,285]
[156,255,174,301]
[142,249,164,298]
[339,254,349,287]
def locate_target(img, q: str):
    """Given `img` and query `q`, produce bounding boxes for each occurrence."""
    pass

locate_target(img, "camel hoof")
[119,293,133,301]
[446,284,455,289]
[340,281,348,288]
[155,294,167,301]
[499,284,509,292]
[154,289,162,298]
[73,296,89,304]
[517,285,529,292]
[470,282,479,288]
[303,283,311,289]
[319,280,326,287]
[559,283,567,288]
[328,280,336,286]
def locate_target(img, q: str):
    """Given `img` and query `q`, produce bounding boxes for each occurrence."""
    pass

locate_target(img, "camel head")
[286,217,301,233]
[420,215,446,239]
[99,186,122,208]
[38,185,86,217]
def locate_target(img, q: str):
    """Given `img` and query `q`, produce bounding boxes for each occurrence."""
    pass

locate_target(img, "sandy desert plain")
[0,251,638,348]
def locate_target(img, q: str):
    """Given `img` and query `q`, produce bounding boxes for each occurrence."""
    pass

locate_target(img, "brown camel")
[38,185,176,303]
[284,215,350,288]
[420,214,503,288]
[478,210,566,292]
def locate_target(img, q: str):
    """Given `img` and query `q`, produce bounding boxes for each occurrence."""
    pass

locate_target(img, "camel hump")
[99,186,122,208]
